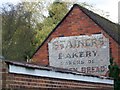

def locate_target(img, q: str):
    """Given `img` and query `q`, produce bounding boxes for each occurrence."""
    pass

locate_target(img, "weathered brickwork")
[0,60,8,89]
[32,5,120,66]
[5,74,113,90]
[1,60,113,90]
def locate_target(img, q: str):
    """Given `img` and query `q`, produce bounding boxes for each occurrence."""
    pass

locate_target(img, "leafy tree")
[1,0,111,61]
[34,1,70,47]
[34,1,109,47]
[2,3,36,61]
[108,57,120,90]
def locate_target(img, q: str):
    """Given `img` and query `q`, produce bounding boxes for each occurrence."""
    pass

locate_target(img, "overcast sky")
[78,0,119,23]
[0,0,119,23]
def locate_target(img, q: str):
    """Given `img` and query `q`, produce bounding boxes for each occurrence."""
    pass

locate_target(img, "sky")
[0,0,119,23]
[77,0,119,23]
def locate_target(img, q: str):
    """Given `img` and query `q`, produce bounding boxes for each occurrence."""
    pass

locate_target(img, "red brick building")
[32,4,120,68]
[0,60,113,90]
[1,4,119,90]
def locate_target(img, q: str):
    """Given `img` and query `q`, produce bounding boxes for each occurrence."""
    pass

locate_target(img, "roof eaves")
[5,60,113,80]
[76,4,120,45]
[31,4,120,58]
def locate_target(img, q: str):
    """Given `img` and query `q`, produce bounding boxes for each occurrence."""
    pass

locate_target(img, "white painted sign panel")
[48,34,110,75]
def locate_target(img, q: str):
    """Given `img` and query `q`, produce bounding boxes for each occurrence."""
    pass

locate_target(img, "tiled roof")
[77,4,120,45]
[32,4,120,58]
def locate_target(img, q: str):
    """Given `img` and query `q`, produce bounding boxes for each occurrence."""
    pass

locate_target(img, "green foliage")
[1,1,111,62]
[34,1,69,47]
[108,57,120,90]
[1,1,69,61]
[48,2,68,24]
[2,3,36,61]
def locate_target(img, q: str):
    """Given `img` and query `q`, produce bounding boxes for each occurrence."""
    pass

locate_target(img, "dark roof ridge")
[74,4,117,25]
[31,4,119,58]
[75,4,119,45]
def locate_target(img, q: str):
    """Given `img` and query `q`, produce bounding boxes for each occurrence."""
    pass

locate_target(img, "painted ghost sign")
[48,34,110,75]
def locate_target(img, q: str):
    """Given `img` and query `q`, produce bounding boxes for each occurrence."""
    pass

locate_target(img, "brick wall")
[6,73,113,90]
[0,60,8,89]
[1,60,114,90]
[32,5,120,67]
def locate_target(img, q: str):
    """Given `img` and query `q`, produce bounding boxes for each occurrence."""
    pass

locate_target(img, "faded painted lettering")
[48,34,110,76]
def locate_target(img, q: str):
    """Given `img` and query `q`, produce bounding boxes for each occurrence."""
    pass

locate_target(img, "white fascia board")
[9,64,113,85]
